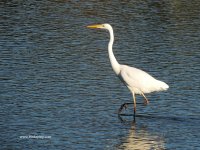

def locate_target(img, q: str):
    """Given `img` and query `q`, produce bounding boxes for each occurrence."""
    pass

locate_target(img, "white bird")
[87,23,169,118]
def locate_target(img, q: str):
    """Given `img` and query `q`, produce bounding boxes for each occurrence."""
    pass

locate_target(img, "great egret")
[87,23,169,118]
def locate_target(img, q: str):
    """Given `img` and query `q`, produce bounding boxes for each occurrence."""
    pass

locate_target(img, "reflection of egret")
[87,24,169,118]
[118,123,165,150]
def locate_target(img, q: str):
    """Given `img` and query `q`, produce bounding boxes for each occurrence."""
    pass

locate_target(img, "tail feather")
[139,80,169,94]
[157,80,169,91]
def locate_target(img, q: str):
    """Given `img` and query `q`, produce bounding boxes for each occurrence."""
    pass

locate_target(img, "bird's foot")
[144,100,149,106]
[144,98,149,106]
[118,103,133,114]
[141,92,149,106]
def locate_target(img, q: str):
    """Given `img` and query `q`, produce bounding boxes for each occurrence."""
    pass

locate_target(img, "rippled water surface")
[1,1,200,149]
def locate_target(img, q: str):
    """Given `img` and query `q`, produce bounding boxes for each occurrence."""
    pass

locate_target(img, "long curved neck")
[108,28,120,75]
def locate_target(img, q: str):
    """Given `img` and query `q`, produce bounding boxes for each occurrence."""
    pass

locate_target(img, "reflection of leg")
[133,93,136,119]
[118,103,133,114]
[141,92,149,105]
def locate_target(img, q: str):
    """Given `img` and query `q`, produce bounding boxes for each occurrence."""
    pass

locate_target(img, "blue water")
[1,1,200,149]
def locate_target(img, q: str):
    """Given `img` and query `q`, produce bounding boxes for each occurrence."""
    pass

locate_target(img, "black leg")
[133,108,136,121]
[118,102,136,122]
[118,103,133,114]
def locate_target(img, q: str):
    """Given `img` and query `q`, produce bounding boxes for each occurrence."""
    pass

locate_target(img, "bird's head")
[87,23,112,30]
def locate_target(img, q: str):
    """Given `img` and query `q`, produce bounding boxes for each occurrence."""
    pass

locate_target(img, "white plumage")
[87,23,169,117]
[120,65,169,94]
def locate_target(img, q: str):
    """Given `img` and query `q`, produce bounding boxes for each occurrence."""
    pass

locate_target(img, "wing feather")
[119,65,169,94]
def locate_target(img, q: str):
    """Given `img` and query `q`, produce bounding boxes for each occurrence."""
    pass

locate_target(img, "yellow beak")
[87,24,103,29]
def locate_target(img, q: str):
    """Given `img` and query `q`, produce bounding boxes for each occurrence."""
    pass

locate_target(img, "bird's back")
[119,65,169,94]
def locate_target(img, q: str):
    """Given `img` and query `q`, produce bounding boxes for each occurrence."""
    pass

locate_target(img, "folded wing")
[119,65,169,94]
